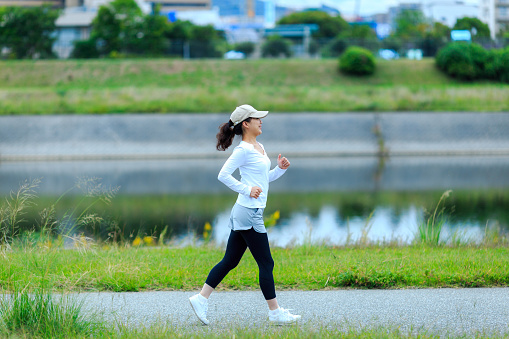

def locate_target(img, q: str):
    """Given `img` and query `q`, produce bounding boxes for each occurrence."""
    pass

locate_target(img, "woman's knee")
[260,256,274,274]
[220,257,241,271]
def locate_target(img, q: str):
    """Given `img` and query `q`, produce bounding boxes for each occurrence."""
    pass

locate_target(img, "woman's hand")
[250,186,262,199]
[277,154,291,170]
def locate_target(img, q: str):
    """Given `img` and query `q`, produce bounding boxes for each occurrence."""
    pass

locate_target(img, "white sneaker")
[189,293,209,325]
[268,307,301,325]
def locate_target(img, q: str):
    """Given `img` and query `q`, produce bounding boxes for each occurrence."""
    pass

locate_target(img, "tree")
[166,20,194,56]
[453,17,491,41]
[393,9,428,41]
[278,10,349,39]
[419,22,450,57]
[86,0,170,57]
[340,24,380,51]
[262,35,292,58]
[90,5,122,55]
[127,5,169,55]
[0,6,58,59]
[190,25,227,58]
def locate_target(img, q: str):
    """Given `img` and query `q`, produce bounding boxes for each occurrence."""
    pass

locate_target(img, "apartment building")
[480,0,509,38]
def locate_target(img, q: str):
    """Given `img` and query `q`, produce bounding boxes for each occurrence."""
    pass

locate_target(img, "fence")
[51,36,509,60]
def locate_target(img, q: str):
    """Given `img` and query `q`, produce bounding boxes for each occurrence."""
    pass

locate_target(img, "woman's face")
[244,118,263,136]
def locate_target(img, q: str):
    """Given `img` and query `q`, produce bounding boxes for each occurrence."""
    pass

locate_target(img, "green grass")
[0,58,507,114]
[1,244,507,293]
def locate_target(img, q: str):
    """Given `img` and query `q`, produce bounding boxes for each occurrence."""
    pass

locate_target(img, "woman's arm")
[218,147,252,196]
[269,154,290,182]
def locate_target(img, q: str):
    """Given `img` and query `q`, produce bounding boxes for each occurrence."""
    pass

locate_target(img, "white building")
[423,1,479,27]
[480,0,509,38]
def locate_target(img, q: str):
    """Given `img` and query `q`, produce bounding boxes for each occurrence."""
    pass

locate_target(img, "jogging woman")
[189,104,301,326]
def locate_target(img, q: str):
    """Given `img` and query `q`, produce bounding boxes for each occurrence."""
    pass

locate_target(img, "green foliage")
[417,190,451,245]
[484,47,509,83]
[71,39,100,59]
[277,10,349,38]
[381,36,402,53]
[79,0,171,58]
[0,6,58,59]
[165,21,227,58]
[393,9,427,40]
[340,24,380,52]
[2,59,509,114]
[262,35,292,58]
[90,5,122,56]
[435,42,509,82]
[234,41,255,57]
[497,48,509,83]
[189,25,226,58]
[453,17,491,40]
[166,20,193,41]
[325,37,348,57]
[419,23,450,57]
[436,42,488,80]
[339,46,376,76]
[0,179,40,243]
[0,288,103,337]
[131,9,169,55]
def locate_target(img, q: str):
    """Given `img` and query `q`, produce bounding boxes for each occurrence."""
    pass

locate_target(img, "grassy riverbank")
[1,58,508,114]
[1,244,507,292]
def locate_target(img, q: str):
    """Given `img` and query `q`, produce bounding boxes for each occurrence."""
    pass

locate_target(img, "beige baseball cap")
[230,104,269,126]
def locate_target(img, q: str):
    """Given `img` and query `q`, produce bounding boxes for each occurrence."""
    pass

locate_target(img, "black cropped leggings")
[205,228,276,300]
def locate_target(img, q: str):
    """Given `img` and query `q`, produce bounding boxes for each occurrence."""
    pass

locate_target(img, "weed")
[416,190,452,245]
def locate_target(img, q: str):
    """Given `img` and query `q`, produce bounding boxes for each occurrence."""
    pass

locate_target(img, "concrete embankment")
[1,112,509,160]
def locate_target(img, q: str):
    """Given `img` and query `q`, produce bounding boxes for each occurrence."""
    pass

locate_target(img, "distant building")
[363,13,389,24]
[0,0,64,7]
[480,0,509,38]
[424,2,478,28]
[53,6,96,58]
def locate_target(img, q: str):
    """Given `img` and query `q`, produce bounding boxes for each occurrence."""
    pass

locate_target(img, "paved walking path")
[80,288,509,337]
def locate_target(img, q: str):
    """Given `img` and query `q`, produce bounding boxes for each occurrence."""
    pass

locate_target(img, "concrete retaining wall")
[1,112,509,160]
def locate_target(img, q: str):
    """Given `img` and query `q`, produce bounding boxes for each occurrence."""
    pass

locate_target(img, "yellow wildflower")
[143,236,154,246]
[132,236,142,247]
[204,222,212,231]
[273,210,280,220]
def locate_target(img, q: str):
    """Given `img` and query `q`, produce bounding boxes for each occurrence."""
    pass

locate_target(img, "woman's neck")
[242,135,257,145]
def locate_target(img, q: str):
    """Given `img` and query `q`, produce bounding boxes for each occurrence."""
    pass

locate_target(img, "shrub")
[338,46,376,76]
[326,37,348,57]
[484,47,509,83]
[233,41,255,57]
[261,35,292,58]
[497,47,509,83]
[435,42,488,80]
[71,39,100,59]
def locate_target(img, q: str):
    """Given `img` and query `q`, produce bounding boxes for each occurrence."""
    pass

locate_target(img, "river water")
[1,154,508,246]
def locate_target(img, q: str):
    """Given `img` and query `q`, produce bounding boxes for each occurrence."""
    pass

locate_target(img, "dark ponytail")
[216,118,251,151]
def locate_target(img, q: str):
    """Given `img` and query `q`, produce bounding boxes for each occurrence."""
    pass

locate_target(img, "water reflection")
[1,155,508,246]
[210,205,487,247]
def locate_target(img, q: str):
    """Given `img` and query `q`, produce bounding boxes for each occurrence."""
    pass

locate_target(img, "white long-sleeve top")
[218,141,287,208]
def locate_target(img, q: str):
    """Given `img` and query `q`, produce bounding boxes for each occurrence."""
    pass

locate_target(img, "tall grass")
[0,286,105,338]
[0,178,119,338]
[416,190,452,245]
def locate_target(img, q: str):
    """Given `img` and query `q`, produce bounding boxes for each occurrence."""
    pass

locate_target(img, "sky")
[275,0,479,18]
